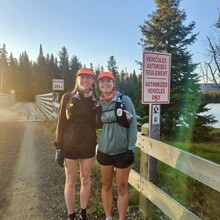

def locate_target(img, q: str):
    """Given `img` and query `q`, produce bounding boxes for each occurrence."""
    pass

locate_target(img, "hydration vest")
[115,95,132,128]
[102,95,133,128]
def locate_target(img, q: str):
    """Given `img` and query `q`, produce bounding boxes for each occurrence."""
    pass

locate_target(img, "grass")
[157,128,220,220]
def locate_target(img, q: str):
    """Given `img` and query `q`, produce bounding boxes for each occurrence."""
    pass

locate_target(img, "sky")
[0,0,219,74]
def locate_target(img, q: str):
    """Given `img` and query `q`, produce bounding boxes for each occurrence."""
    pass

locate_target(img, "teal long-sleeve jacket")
[97,91,137,155]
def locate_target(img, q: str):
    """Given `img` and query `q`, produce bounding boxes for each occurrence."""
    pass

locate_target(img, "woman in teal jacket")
[96,71,137,220]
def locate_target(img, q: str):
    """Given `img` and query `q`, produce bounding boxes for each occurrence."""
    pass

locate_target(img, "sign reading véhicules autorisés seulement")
[142,51,171,104]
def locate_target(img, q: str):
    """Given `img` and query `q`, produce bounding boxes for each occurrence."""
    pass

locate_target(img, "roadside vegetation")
[157,128,220,219]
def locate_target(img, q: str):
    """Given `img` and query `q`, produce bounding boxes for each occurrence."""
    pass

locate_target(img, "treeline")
[0,43,146,118]
[202,93,220,103]
[0,44,80,101]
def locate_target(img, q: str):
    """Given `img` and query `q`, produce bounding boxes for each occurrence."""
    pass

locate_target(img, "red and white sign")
[142,51,171,104]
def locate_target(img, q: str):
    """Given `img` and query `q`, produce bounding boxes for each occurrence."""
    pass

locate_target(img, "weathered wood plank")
[136,133,220,192]
[129,170,201,220]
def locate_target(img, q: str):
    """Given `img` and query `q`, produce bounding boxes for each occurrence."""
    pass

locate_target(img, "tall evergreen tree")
[17,51,34,101]
[49,54,60,79]
[140,0,215,141]
[107,56,118,78]
[8,53,19,92]
[69,55,82,86]
[58,46,72,91]
[0,43,9,93]
[35,44,50,94]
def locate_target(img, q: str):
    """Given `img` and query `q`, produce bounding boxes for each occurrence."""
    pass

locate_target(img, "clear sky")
[0,0,219,74]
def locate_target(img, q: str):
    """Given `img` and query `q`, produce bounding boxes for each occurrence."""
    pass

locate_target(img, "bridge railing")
[35,92,220,220]
[0,93,16,108]
[35,92,59,120]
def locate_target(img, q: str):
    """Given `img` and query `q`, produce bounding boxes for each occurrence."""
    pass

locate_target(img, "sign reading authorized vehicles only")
[142,51,171,104]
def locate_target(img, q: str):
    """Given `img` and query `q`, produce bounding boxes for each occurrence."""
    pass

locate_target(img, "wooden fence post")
[139,123,157,219]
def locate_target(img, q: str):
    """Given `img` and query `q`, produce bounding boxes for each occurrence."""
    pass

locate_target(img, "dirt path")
[1,122,43,219]
[0,122,67,220]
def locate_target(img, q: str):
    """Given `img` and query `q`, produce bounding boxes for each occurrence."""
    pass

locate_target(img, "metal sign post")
[140,50,171,219]
[148,104,161,180]
[142,51,171,180]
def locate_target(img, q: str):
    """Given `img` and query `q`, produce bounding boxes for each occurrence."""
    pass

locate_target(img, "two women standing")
[54,68,137,220]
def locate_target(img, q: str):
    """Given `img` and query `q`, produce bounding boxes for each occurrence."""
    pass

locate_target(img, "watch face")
[117,108,123,117]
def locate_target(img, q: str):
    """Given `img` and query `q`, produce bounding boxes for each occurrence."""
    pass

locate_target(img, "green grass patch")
[158,128,220,219]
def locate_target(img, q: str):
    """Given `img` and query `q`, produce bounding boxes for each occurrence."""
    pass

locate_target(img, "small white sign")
[152,104,160,125]
[142,51,171,104]
[53,79,64,91]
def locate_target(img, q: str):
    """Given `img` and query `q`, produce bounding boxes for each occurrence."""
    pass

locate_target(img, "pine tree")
[140,0,215,141]
[58,46,72,91]
[17,51,34,101]
[8,53,19,92]
[0,43,9,93]
[36,44,50,93]
[107,56,118,78]
[69,55,82,86]
[49,54,60,79]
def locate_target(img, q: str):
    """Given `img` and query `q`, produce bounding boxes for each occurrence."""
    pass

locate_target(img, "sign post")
[142,51,171,177]
[140,51,171,219]
[142,51,171,178]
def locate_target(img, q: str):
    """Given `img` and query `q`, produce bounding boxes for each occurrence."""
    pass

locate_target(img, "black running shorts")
[62,148,95,159]
[96,150,134,168]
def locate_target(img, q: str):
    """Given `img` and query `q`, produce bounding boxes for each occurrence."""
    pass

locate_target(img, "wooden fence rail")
[35,92,220,220]
[0,93,15,108]
[132,131,220,220]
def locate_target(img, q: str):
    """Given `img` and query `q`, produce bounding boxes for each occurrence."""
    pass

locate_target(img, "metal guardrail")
[35,92,59,120]
[0,93,16,108]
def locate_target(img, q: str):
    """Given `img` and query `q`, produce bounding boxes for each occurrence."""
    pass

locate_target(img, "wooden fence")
[131,126,220,220]
[35,92,220,220]
[0,93,15,108]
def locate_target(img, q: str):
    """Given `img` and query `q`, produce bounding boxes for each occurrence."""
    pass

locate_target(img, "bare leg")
[64,159,78,214]
[116,165,132,220]
[100,165,114,218]
[79,157,94,209]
